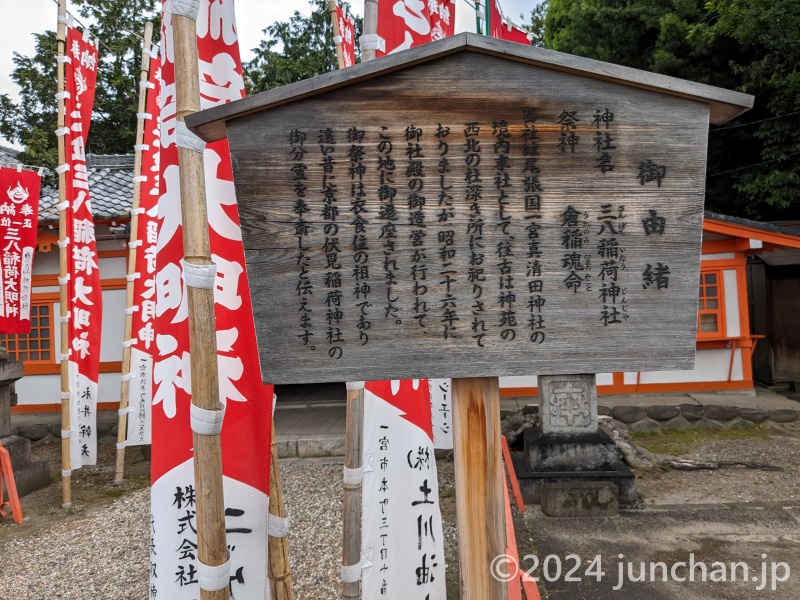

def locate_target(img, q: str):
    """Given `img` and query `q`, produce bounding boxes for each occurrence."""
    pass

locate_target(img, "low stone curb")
[608,404,799,433]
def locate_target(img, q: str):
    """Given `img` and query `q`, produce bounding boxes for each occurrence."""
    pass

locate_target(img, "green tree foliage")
[245,0,361,94]
[541,0,800,219]
[0,0,158,174]
[520,1,549,48]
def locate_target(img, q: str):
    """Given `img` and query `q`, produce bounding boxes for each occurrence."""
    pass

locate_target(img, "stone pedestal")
[515,374,636,513]
[0,355,50,499]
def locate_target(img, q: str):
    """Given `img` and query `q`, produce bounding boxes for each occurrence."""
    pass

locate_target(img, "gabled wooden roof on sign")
[187,32,753,142]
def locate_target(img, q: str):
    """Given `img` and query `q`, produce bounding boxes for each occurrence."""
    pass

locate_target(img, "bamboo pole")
[114,21,154,486]
[452,377,507,600]
[56,0,71,511]
[362,0,378,62]
[342,383,364,600]
[327,0,346,70]
[172,13,229,600]
[268,419,294,600]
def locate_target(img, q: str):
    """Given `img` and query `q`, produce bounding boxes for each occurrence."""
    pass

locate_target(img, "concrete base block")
[0,434,50,498]
[296,435,345,458]
[525,427,618,472]
[276,439,298,459]
[513,454,637,508]
[540,481,619,517]
[6,461,51,499]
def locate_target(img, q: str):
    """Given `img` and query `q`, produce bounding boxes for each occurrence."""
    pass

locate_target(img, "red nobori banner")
[429,0,455,40]
[490,0,530,45]
[377,0,433,56]
[376,0,456,57]
[335,3,356,67]
[126,49,162,447]
[151,1,274,598]
[61,24,102,468]
[0,167,41,335]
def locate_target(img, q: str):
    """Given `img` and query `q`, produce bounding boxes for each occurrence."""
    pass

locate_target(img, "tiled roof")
[704,210,800,238]
[0,146,22,169]
[39,154,134,223]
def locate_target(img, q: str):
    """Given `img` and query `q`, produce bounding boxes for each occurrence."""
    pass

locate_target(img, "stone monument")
[0,346,50,500]
[515,374,635,515]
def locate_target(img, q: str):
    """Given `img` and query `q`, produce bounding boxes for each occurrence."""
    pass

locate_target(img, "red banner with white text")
[126,49,162,447]
[0,167,41,334]
[490,0,531,45]
[376,0,456,56]
[335,4,356,67]
[62,24,102,468]
[429,0,455,40]
[151,1,274,598]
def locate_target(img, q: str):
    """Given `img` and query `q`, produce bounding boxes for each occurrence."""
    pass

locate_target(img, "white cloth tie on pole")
[163,0,201,21]
[58,275,70,285]
[267,512,291,538]
[190,402,226,436]
[134,144,150,152]
[340,549,374,583]
[182,259,217,289]
[55,91,71,101]
[55,164,70,174]
[359,34,385,52]
[54,127,69,137]
[61,429,71,438]
[175,120,206,153]
[116,442,126,450]
[333,35,343,44]
[197,555,231,592]
[56,201,69,211]
[62,469,72,478]
[346,381,365,391]
[136,112,152,120]
[57,239,69,249]
[343,454,374,484]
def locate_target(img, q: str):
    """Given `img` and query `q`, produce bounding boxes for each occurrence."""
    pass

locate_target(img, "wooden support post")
[56,0,71,511]
[362,0,379,62]
[342,382,364,599]
[328,0,346,70]
[173,13,229,600]
[114,21,154,486]
[268,420,294,600]
[452,377,507,600]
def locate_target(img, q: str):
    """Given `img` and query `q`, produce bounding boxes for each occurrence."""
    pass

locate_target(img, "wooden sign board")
[188,34,752,384]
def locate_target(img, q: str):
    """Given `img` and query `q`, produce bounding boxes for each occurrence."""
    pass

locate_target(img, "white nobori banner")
[362,380,447,599]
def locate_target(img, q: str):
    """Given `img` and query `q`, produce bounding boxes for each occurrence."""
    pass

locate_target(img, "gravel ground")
[0,454,460,599]
[3,423,799,599]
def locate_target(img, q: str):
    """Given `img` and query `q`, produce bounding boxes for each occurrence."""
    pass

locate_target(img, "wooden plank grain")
[228,52,709,384]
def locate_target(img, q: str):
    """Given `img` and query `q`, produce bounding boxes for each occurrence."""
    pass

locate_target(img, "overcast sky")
[1,0,539,148]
